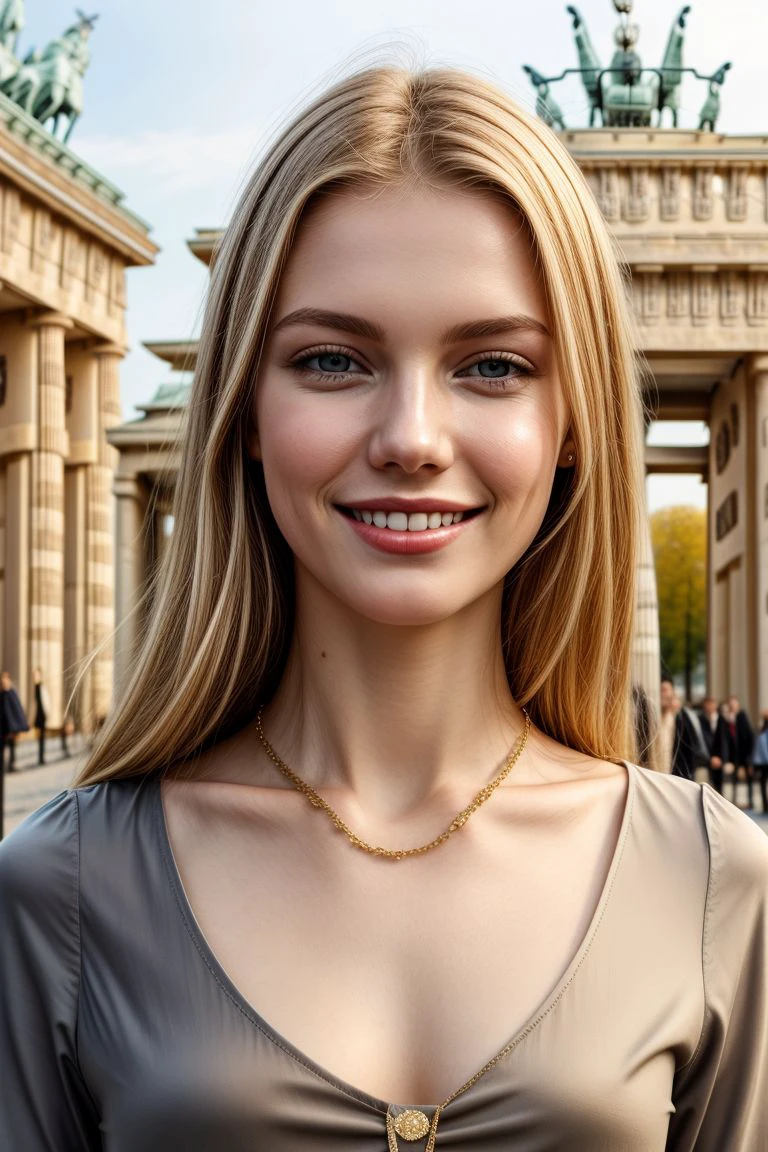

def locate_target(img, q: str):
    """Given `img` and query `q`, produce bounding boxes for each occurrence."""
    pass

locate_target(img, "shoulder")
[0,789,79,907]
[0,777,154,907]
[700,783,768,904]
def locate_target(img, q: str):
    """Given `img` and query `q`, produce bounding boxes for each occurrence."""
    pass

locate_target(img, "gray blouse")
[1,765,767,1150]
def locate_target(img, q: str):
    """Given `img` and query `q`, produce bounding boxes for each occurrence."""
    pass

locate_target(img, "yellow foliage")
[650,506,707,687]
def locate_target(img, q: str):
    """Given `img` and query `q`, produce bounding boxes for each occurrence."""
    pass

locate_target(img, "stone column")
[3,454,30,692]
[751,357,768,715]
[113,475,146,701]
[84,344,123,726]
[63,464,87,727]
[633,512,661,720]
[27,313,72,729]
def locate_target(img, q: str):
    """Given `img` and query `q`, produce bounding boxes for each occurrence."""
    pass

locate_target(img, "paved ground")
[2,736,89,838]
[2,742,767,841]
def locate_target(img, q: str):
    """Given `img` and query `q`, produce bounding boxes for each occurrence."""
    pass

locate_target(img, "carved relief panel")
[692,166,714,221]
[659,166,681,221]
[726,166,748,222]
[62,229,87,293]
[597,167,619,221]
[624,167,650,222]
[747,269,768,325]
[666,271,690,319]
[636,267,662,324]
[719,271,742,324]
[692,267,716,325]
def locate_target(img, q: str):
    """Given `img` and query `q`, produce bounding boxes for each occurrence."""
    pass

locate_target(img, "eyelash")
[287,345,535,389]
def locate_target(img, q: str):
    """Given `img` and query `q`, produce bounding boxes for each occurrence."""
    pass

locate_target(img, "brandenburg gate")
[0,9,156,733]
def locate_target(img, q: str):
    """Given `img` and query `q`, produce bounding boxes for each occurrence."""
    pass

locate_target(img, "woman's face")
[252,184,573,627]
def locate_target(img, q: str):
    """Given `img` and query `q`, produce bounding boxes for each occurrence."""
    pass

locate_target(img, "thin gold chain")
[254,708,531,861]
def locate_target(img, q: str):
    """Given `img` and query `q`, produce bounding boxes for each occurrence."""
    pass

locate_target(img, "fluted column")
[113,475,146,702]
[83,344,123,726]
[633,512,661,720]
[27,312,72,729]
[751,357,768,718]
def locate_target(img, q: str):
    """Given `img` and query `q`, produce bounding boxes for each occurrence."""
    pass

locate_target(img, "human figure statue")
[566,6,601,125]
[523,66,566,131]
[659,6,691,127]
[698,62,731,131]
[0,0,23,53]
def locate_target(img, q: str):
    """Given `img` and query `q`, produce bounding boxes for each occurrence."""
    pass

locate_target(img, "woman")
[754,710,768,815]
[1,66,766,1150]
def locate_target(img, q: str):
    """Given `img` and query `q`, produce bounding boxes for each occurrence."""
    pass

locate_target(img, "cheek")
[256,389,358,511]
[471,404,560,500]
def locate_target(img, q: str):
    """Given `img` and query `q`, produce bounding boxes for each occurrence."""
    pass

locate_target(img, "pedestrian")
[1,64,767,1149]
[32,667,50,766]
[659,678,708,781]
[0,671,29,773]
[754,710,768,814]
[699,695,728,794]
[722,694,755,808]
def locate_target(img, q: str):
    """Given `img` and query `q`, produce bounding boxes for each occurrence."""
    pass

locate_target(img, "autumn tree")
[650,506,707,700]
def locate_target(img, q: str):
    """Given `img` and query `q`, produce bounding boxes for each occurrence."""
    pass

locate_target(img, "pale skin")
[163,185,629,1105]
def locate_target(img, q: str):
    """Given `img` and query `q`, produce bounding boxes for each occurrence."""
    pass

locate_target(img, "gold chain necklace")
[254,707,531,861]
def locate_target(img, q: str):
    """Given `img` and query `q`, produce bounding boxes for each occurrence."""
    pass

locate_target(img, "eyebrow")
[272,307,551,343]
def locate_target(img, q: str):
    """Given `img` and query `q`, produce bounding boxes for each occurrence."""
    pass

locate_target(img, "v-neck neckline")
[153,760,636,1117]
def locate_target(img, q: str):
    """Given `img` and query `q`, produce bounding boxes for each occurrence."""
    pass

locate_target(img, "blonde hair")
[76,65,644,786]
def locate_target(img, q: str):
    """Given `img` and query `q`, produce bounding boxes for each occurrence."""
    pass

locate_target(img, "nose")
[367,369,455,474]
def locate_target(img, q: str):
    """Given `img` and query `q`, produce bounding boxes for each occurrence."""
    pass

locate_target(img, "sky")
[19,0,759,512]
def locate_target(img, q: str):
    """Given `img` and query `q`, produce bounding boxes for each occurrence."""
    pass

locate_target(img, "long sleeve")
[667,785,768,1150]
[0,791,101,1150]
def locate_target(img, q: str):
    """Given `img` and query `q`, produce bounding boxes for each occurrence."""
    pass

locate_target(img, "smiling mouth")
[336,507,484,531]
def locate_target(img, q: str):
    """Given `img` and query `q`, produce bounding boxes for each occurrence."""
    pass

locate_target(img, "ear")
[557,437,576,469]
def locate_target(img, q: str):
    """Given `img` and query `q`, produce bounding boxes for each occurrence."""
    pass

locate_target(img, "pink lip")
[340,497,480,513]
[340,511,477,555]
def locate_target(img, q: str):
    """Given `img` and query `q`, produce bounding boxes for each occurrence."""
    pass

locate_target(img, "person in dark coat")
[722,695,755,808]
[660,678,706,781]
[699,696,729,795]
[32,667,50,766]
[0,671,29,773]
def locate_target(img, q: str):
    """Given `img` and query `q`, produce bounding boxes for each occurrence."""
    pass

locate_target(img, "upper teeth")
[351,510,466,530]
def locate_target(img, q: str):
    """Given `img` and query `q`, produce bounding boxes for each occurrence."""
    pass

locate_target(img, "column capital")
[113,475,143,500]
[26,310,74,331]
[747,354,768,378]
[93,342,127,360]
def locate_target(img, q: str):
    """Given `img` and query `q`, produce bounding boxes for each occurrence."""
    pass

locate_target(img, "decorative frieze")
[666,271,689,318]
[659,166,681,221]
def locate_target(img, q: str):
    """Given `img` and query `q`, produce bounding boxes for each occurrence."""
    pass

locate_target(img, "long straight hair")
[76,65,644,786]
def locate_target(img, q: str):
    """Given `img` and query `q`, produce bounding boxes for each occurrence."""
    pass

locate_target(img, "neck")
[262,571,525,818]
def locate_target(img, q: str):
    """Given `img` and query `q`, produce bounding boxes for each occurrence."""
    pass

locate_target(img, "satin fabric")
[1,765,767,1150]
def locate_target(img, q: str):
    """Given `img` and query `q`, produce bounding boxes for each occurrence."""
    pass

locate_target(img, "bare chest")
[162,772,627,1104]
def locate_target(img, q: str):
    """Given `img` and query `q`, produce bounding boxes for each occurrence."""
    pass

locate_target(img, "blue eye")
[311,353,354,373]
[476,359,516,378]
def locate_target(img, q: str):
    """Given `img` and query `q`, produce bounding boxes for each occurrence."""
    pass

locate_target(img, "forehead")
[275,184,549,326]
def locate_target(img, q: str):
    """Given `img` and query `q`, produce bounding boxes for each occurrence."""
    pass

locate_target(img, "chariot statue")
[523,0,731,132]
[0,7,98,143]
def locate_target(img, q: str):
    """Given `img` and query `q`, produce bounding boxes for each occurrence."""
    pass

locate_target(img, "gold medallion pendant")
[386,1106,442,1149]
[393,1110,430,1139]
